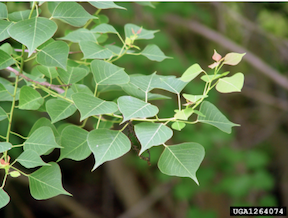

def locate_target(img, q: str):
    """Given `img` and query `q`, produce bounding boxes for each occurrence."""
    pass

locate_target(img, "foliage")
[0,2,245,208]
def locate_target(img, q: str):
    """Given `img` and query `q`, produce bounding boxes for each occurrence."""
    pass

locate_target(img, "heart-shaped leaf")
[8,17,57,57]
[24,126,61,155]
[0,142,11,153]
[28,162,72,200]
[60,28,99,43]
[171,122,186,131]
[117,96,159,123]
[0,189,10,209]
[91,23,118,34]
[58,66,89,84]
[216,72,244,93]
[197,101,239,133]
[36,41,69,70]
[0,106,7,121]
[0,3,8,19]
[158,142,205,185]
[180,64,204,82]
[0,82,19,102]
[79,41,113,59]
[182,94,208,103]
[174,108,194,120]
[17,149,50,168]
[134,123,173,155]
[141,44,170,62]
[46,99,77,123]
[91,60,129,85]
[0,49,15,70]
[87,129,131,170]
[0,20,13,41]
[8,10,38,22]
[19,86,44,110]
[34,65,58,79]
[51,2,96,27]
[223,52,246,66]
[72,93,118,121]
[89,2,126,10]
[153,75,188,94]
[125,24,158,40]
[58,125,91,161]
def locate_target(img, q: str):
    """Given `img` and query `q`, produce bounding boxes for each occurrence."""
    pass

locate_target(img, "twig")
[163,15,288,91]
[5,66,70,94]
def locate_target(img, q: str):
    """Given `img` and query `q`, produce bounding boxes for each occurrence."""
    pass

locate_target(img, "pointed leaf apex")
[212,49,222,62]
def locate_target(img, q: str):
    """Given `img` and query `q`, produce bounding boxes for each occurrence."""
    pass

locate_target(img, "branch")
[163,15,288,91]
[5,66,69,94]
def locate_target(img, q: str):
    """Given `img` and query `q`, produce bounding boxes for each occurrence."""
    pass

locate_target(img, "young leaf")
[200,72,230,82]
[171,122,186,131]
[34,65,58,79]
[158,142,205,185]
[51,2,96,27]
[36,41,69,70]
[17,149,50,168]
[72,93,118,121]
[212,49,222,62]
[87,129,131,170]
[79,41,113,59]
[58,66,89,84]
[29,162,72,200]
[8,17,57,57]
[91,23,118,34]
[117,96,159,123]
[0,20,13,41]
[174,108,194,120]
[125,24,158,40]
[89,1,126,10]
[58,125,91,161]
[197,101,239,133]
[0,189,10,209]
[46,99,77,123]
[180,64,204,82]
[182,94,208,103]
[0,49,16,70]
[24,126,61,155]
[223,52,246,66]
[134,123,173,155]
[0,3,8,19]
[216,72,244,93]
[19,86,44,110]
[0,142,12,153]
[141,44,170,62]
[60,28,99,43]
[91,60,129,85]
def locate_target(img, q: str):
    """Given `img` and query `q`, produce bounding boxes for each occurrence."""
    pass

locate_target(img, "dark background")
[1,2,288,218]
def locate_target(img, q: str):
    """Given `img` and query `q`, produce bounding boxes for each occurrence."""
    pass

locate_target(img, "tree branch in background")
[163,15,288,91]
[5,66,68,94]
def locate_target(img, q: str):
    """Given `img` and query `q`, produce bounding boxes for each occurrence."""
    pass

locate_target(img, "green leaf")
[52,2,96,27]
[0,106,7,121]
[0,49,16,70]
[223,52,246,66]
[216,72,244,93]
[89,1,126,10]
[9,171,20,178]
[60,28,99,43]
[34,65,58,79]
[0,3,8,19]
[36,41,69,70]
[117,96,159,123]
[0,189,10,209]
[0,82,20,102]
[17,149,50,168]
[182,94,208,103]
[0,43,13,55]
[136,2,155,8]
[153,75,188,94]
[8,10,38,22]
[141,44,170,62]
[0,142,12,153]
[29,162,72,200]
[58,126,91,161]
[58,66,89,84]
[24,126,61,155]
[19,86,44,110]
[180,64,204,82]
[87,129,131,170]
[125,24,158,40]
[158,142,205,184]
[91,23,118,34]
[200,71,229,82]
[171,122,186,131]
[71,84,93,95]
[47,2,60,14]
[174,108,194,120]
[8,17,57,57]
[79,41,113,59]
[134,123,173,155]
[72,93,118,121]
[197,101,239,133]
[46,99,76,124]
[0,20,13,41]
[91,60,129,85]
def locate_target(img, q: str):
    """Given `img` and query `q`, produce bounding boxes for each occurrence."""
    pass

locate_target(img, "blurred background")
[1,2,288,218]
